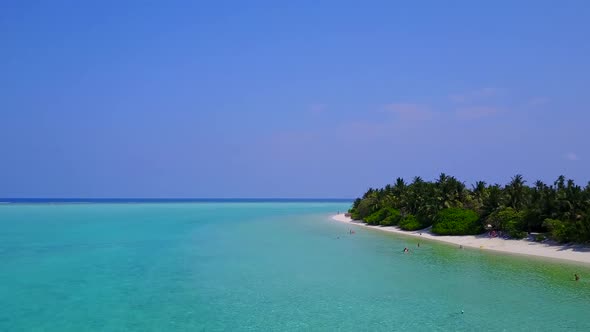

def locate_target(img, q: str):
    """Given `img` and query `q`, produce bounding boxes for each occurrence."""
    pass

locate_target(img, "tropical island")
[348,174,590,242]
[344,174,590,249]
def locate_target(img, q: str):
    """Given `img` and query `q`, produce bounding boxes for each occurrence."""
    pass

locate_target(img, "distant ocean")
[0,198,353,203]
[1,201,589,331]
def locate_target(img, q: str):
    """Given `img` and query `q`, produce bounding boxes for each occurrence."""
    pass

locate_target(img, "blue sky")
[1,1,589,198]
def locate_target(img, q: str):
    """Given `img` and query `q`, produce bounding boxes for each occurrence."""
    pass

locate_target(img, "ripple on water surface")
[1,202,589,331]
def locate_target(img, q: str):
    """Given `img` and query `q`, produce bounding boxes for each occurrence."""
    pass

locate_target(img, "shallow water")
[1,202,589,331]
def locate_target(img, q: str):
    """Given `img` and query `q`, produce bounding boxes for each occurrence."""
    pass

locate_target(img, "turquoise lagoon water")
[1,202,590,331]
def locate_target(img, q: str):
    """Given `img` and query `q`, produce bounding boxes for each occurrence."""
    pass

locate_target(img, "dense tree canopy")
[432,208,481,235]
[349,174,590,243]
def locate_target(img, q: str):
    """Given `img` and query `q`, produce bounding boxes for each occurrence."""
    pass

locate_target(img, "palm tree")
[350,173,590,242]
[505,174,528,211]
[435,174,465,209]
[472,181,487,198]
[412,176,424,185]
[470,181,487,213]
[483,184,503,216]
[394,177,406,191]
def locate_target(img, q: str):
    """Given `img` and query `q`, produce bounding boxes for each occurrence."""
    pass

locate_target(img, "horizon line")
[0,197,354,202]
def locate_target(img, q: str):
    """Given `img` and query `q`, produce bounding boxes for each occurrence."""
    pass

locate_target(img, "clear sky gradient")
[1,1,589,198]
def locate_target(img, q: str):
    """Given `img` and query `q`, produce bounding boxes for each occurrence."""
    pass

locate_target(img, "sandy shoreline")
[332,214,590,265]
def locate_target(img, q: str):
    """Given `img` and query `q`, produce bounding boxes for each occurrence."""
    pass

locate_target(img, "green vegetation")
[486,207,526,238]
[432,208,481,235]
[534,234,547,242]
[364,207,401,226]
[399,214,422,231]
[349,174,590,243]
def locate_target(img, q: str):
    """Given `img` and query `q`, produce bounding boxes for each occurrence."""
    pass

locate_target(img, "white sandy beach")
[332,214,590,265]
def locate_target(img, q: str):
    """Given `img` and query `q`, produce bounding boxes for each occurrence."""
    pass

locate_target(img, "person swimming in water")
[575,273,580,281]
[417,243,420,247]
[403,247,409,253]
